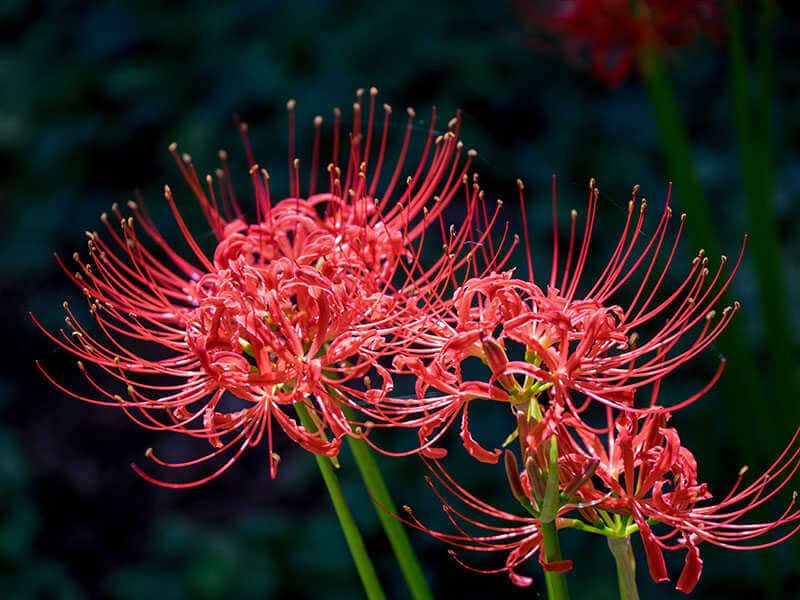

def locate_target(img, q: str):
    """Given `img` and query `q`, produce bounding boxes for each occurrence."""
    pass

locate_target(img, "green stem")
[640,47,768,457]
[294,403,387,600]
[540,436,571,600]
[540,521,570,600]
[341,405,434,600]
[607,536,640,600]
[729,1,797,433]
[729,7,790,591]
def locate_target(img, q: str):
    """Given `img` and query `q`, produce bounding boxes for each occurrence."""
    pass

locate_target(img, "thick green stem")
[730,8,789,593]
[640,48,768,457]
[294,403,387,600]
[539,436,571,600]
[341,405,433,600]
[607,536,640,600]
[540,520,570,600]
[728,1,797,433]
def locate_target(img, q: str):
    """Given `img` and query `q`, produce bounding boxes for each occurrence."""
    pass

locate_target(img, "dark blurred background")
[2,1,799,598]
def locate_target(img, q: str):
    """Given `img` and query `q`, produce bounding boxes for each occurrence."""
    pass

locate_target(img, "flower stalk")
[342,405,433,600]
[540,436,571,600]
[640,46,768,457]
[294,402,387,600]
[607,536,640,600]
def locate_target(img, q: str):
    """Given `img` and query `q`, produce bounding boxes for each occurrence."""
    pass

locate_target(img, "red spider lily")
[519,0,720,85]
[549,407,800,593]
[399,458,575,588]
[396,405,597,586]
[34,88,485,486]
[360,178,742,461]
[402,398,800,593]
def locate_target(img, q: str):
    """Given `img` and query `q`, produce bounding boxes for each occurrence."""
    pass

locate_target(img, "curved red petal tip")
[539,557,574,574]
[675,543,703,594]
[509,570,533,587]
[422,447,448,460]
[636,516,669,583]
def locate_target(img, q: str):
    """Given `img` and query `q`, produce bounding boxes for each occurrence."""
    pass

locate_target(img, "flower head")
[519,0,720,85]
[367,178,742,460]
[404,396,800,593]
[35,89,482,485]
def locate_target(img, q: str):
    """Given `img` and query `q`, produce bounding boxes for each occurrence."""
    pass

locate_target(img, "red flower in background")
[34,89,484,486]
[519,0,720,85]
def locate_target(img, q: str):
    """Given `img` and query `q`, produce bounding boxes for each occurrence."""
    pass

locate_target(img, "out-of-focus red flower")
[366,178,742,461]
[34,89,483,486]
[519,0,720,85]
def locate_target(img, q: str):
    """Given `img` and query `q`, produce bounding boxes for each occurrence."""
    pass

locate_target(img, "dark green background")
[2,1,799,598]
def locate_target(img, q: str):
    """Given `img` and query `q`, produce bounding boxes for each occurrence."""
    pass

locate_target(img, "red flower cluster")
[364,179,740,462]
[37,89,799,594]
[405,401,800,593]
[387,179,800,592]
[35,88,490,485]
[519,0,720,85]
